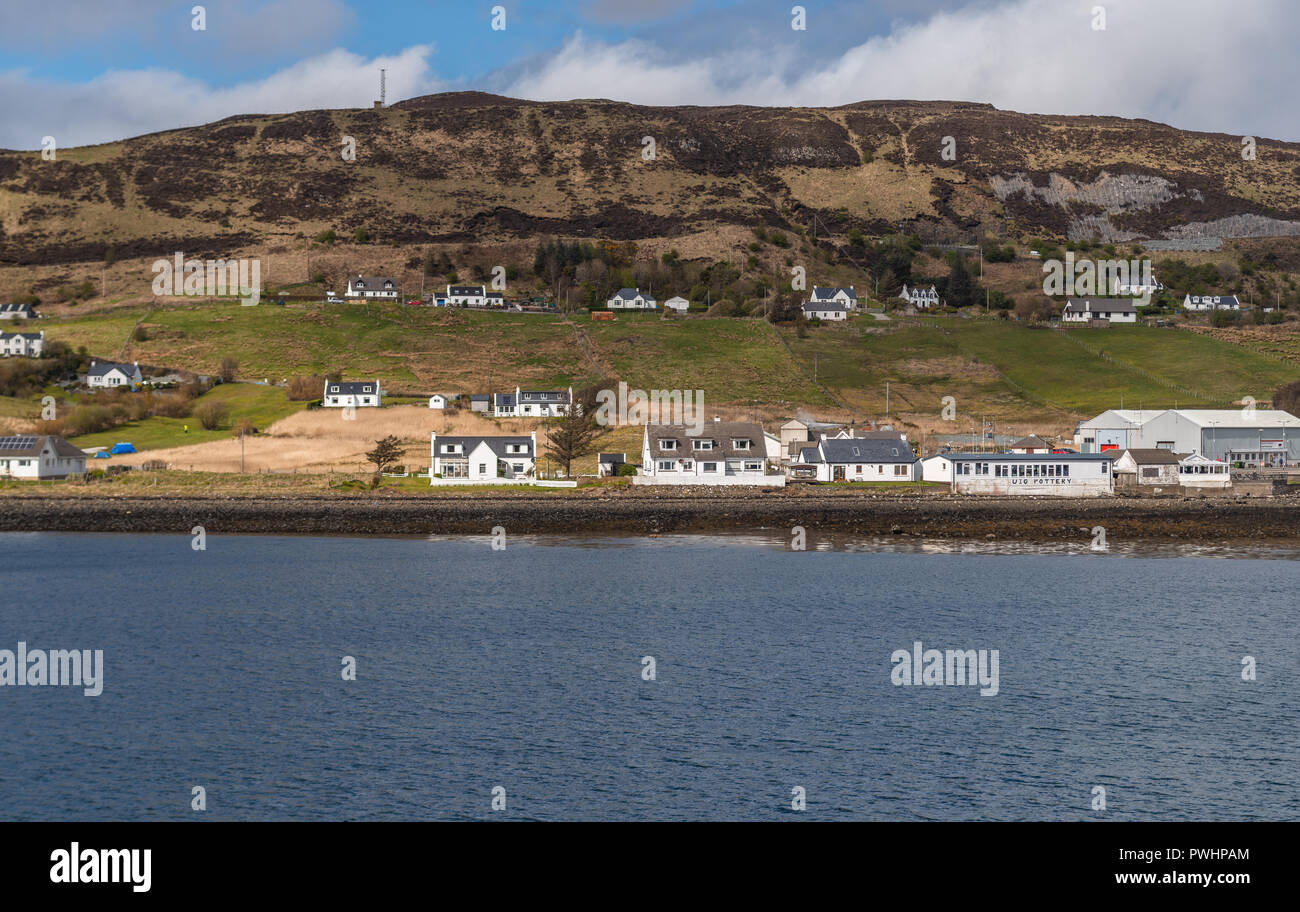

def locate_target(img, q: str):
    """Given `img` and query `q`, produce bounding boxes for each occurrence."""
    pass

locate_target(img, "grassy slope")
[69,383,307,452]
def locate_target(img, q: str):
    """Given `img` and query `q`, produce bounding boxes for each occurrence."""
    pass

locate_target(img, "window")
[703,462,718,472]
[744,461,762,471]
[894,464,908,476]
[855,465,863,474]
[512,463,524,472]
[733,439,750,450]
[658,460,674,471]
[681,461,694,471]
[659,439,677,451]
[693,439,713,451]
[1062,464,1070,477]
[478,464,487,474]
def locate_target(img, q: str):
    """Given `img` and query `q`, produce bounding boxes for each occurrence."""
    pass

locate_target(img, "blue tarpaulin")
[109,442,137,454]
[92,451,111,459]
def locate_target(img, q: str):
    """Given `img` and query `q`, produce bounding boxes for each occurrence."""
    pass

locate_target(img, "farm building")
[949,453,1114,496]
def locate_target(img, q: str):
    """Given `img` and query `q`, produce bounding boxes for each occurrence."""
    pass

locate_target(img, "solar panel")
[0,436,37,450]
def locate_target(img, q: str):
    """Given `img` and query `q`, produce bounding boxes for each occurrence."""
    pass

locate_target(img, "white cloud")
[0,45,441,150]
[500,0,1300,140]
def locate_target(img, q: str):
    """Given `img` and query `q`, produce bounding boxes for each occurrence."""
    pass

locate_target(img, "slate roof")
[449,285,485,296]
[519,389,570,404]
[1064,298,1138,314]
[349,275,396,288]
[808,437,915,464]
[435,436,533,458]
[649,422,765,459]
[326,380,379,395]
[0,332,43,341]
[811,286,858,300]
[1010,435,1052,449]
[87,361,141,378]
[1118,448,1187,465]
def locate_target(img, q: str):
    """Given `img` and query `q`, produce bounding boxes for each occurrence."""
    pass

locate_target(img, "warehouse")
[949,453,1114,496]
[1130,409,1300,467]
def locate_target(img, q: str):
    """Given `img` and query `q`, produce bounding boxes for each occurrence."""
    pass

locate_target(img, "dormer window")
[659,439,677,451]
[732,439,750,450]
[693,439,713,451]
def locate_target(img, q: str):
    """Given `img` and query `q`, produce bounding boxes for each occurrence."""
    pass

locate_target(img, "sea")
[1,531,1296,821]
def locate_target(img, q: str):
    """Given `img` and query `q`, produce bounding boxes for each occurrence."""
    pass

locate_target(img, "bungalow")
[597,452,626,477]
[810,286,858,309]
[607,288,658,310]
[322,379,382,407]
[0,434,86,479]
[0,302,37,320]
[1062,298,1138,323]
[793,435,919,482]
[950,453,1114,496]
[447,284,487,307]
[1183,294,1241,311]
[1008,435,1053,454]
[1178,453,1231,488]
[346,275,398,300]
[635,421,784,486]
[493,386,573,418]
[663,296,690,312]
[0,331,44,357]
[899,284,940,309]
[803,300,848,321]
[430,431,536,483]
[86,360,143,389]
[1113,448,1185,486]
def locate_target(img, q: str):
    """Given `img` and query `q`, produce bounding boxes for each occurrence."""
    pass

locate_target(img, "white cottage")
[322,379,382,407]
[663,296,690,312]
[430,431,536,484]
[346,275,398,300]
[635,421,784,486]
[86,360,143,389]
[1062,298,1138,323]
[793,435,918,482]
[607,288,658,310]
[810,286,858,309]
[1182,294,1240,312]
[899,284,940,309]
[0,331,44,357]
[446,284,487,307]
[802,300,848,321]
[492,386,573,417]
[0,434,86,479]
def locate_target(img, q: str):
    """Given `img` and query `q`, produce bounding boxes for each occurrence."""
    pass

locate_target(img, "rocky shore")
[1,488,1298,541]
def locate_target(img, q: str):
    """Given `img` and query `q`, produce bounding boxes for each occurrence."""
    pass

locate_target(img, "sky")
[1,0,1298,149]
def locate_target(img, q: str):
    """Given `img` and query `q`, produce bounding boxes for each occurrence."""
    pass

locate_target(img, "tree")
[219,357,238,383]
[366,435,404,483]
[546,409,598,478]
[946,254,974,308]
[1273,380,1300,413]
[194,400,228,430]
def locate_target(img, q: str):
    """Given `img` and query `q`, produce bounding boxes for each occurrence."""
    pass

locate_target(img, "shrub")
[287,375,327,401]
[615,462,637,477]
[194,400,228,430]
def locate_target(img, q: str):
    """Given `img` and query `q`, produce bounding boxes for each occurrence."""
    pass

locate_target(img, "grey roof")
[494,392,516,407]
[1065,297,1138,314]
[1010,435,1052,449]
[649,422,766,460]
[470,393,490,402]
[811,286,857,300]
[948,452,1112,461]
[811,437,915,464]
[612,288,653,301]
[1118,448,1188,465]
[0,303,36,314]
[519,389,570,403]
[350,275,395,288]
[87,361,140,378]
[0,332,42,340]
[0,435,85,459]
[598,452,625,464]
[326,380,379,395]
[449,285,485,296]
[436,435,532,458]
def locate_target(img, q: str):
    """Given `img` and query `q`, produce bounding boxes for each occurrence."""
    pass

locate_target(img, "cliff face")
[3,91,1300,265]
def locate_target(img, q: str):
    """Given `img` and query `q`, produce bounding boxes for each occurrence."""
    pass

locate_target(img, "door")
[833,465,846,481]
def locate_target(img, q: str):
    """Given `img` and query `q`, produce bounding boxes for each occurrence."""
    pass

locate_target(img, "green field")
[34,303,1300,425]
[68,383,307,452]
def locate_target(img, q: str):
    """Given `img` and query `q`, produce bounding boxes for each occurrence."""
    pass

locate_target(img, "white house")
[430,431,536,484]
[899,284,940,309]
[346,275,398,300]
[447,284,487,307]
[793,435,918,482]
[597,453,626,477]
[1008,435,1053,454]
[484,291,505,308]
[322,379,382,407]
[803,300,848,321]
[1111,276,1163,296]
[0,434,86,479]
[663,296,690,312]
[810,286,858,309]
[492,386,573,418]
[1113,448,1184,486]
[428,394,448,409]
[1182,294,1241,312]
[949,453,1114,496]
[0,302,37,320]
[1178,453,1232,488]
[0,331,44,357]
[86,360,143,389]
[1062,298,1138,323]
[921,454,954,483]
[635,421,784,486]
[607,288,658,310]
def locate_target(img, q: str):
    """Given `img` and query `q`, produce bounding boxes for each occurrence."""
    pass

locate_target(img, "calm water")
[0,532,1296,821]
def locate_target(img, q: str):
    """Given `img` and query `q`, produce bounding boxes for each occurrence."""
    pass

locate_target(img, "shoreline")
[1,491,1298,541]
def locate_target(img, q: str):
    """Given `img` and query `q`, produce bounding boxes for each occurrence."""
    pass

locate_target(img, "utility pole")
[240,427,246,474]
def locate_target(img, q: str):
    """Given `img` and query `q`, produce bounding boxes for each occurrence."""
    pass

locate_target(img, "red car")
[406,299,422,306]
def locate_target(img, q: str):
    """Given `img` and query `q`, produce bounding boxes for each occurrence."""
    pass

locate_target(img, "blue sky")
[1,0,1297,148]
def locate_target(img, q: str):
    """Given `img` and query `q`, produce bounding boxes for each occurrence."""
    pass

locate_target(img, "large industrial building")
[1074,408,1300,466]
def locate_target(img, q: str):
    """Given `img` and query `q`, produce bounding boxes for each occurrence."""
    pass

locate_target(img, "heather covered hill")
[4,93,1300,266]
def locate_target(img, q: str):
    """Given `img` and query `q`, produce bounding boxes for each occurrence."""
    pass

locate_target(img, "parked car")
[324,293,343,304]
[406,299,422,306]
